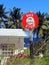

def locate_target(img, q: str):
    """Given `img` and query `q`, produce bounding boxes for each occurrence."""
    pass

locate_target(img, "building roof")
[0,29,27,37]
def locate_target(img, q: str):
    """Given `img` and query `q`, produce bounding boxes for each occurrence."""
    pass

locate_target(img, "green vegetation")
[34,55,49,65]
[5,49,49,65]
[6,56,49,65]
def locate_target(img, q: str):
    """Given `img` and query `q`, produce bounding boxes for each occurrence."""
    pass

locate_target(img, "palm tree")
[33,11,49,55]
[0,4,8,28]
[36,11,49,40]
[9,7,22,28]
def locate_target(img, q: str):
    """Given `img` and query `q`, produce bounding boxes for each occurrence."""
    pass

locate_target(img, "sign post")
[22,11,39,64]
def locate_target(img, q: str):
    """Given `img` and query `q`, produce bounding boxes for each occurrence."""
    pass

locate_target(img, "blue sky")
[0,0,49,14]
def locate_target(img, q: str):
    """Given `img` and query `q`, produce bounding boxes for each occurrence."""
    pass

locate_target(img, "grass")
[34,55,49,65]
[5,48,49,65]
[6,55,49,65]
[6,57,30,65]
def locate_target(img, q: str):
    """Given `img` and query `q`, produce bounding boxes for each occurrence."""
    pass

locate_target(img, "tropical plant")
[36,11,49,39]
[33,11,49,55]
[0,4,8,28]
[9,7,22,28]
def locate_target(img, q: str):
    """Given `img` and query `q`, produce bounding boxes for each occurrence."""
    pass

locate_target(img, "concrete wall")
[0,36,24,50]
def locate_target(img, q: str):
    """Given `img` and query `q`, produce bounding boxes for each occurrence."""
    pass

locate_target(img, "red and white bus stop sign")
[22,12,39,30]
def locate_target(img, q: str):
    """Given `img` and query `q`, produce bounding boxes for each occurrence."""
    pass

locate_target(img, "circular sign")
[22,12,39,30]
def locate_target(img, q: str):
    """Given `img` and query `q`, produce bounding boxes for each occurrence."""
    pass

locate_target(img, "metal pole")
[29,30,34,65]
[29,30,33,58]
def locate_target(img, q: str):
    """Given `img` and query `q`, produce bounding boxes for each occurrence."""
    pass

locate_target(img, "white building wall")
[0,37,24,56]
